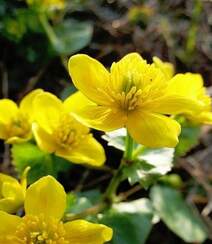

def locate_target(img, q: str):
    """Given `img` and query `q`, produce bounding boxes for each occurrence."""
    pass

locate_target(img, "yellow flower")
[67,53,203,148]
[166,73,212,124]
[27,0,65,11]
[0,167,29,214]
[153,56,174,80]
[152,58,212,124]
[0,176,113,244]
[32,92,105,166]
[0,89,43,144]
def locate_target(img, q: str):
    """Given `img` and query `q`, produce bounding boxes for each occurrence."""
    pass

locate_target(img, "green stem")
[104,130,134,202]
[38,13,60,48]
[124,130,134,161]
[132,145,145,159]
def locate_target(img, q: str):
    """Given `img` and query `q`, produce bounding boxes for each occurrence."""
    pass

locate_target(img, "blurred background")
[0,0,212,243]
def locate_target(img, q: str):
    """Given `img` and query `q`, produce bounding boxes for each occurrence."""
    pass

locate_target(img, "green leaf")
[175,120,201,157]
[100,212,152,244]
[12,142,71,184]
[150,185,208,243]
[65,189,101,214]
[53,19,93,55]
[123,148,174,188]
[60,85,77,100]
[113,198,159,224]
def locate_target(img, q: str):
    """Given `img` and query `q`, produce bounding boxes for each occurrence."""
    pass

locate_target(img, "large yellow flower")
[0,89,43,144]
[32,92,105,166]
[0,176,113,244]
[0,173,26,214]
[67,53,203,148]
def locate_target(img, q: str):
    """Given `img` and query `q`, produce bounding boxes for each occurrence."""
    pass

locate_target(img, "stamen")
[113,85,142,112]
[53,114,87,148]
[8,215,69,244]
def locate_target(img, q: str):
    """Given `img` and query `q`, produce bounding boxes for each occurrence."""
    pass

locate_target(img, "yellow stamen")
[7,215,68,244]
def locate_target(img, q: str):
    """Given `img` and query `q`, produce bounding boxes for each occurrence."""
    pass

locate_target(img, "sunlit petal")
[68,54,110,105]
[127,110,181,147]
[64,220,113,244]
[56,134,106,166]
[25,176,66,220]
[33,92,63,133]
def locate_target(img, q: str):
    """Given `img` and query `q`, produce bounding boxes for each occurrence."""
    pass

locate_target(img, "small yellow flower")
[67,53,203,148]
[0,89,43,144]
[0,167,29,214]
[27,0,65,11]
[0,176,113,244]
[153,57,212,124]
[153,56,174,80]
[166,73,212,124]
[32,92,105,166]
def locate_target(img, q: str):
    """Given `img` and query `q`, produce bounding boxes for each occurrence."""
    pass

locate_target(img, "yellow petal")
[153,56,174,80]
[167,73,204,99]
[0,182,24,213]
[127,110,181,147]
[64,91,126,131]
[188,111,212,124]
[33,92,63,134]
[64,220,113,244]
[56,134,106,167]
[32,123,57,153]
[110,52,146,91]
[144,95,203,114]
[19,89,43,121]
[6,135,32,144]
[25,176,66,220]
[0,210,22,236]
[64,91,95,113]
[0,99,18,124]
[68,54,110,105]
[72,105,126,132]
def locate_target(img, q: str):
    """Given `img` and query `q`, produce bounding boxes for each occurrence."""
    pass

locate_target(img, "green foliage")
[65,189,101,215]
[175,122,201,157]
[123,148,174,188]
[159,174,184,189]
[12,142,71,184]
[100,211,152,244]
[150,185,208,242]
[60,85,77,100]
[52,19,93,55]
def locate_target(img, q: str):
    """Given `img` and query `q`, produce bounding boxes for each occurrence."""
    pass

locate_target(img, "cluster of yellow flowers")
[0,175,112,243]
[0,52,211,243]
[0,90,105,167]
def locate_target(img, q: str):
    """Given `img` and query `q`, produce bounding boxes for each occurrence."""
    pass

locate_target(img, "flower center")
[8,113,31,138]
[7,215,68,244]
[53,114,86,148]
[109,84,142,112]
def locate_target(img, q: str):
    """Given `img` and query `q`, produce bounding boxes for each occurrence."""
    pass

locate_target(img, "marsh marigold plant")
[0,89,43,144]
[32,92,105,166]
[0,176,113,244]
[68,53,204,147]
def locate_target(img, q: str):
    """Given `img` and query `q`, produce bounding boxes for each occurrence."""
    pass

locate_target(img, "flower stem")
[124,130,134,161]
[38,13,60,48]
[104,130,134,203]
